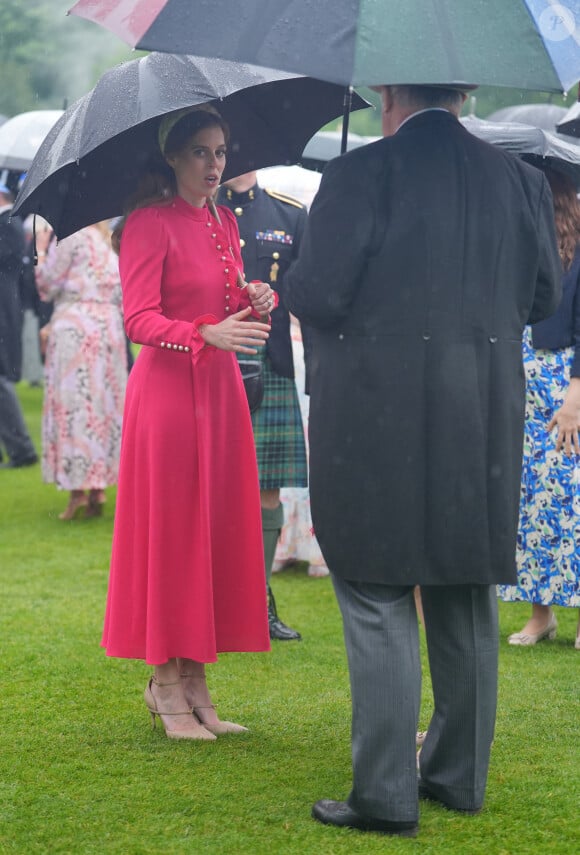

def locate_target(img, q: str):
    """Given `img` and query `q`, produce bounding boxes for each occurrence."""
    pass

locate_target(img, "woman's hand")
[198,307,270,354]
[547,405,580,456]
[39,324,51,358]
[247,281,276,316]
[35,224,53,256]
[548,377,580,456]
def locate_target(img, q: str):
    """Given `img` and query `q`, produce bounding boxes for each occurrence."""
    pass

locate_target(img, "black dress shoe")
[267,585,301,641]
[418,778,481,814]
[269,612,302,640]
[0,454,38,469]
[312,800,418,837]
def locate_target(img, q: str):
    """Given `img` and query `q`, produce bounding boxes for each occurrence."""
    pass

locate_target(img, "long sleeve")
[35,233,75,303]
[569,258,580,377]
[119,207,216,360]
[527,177,563,326]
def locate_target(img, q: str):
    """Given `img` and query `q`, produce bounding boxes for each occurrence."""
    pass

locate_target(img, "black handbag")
[239,360,264,413]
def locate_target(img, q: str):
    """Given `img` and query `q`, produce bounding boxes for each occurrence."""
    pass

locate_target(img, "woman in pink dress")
[35,222,127,520]
[103,106,273,740]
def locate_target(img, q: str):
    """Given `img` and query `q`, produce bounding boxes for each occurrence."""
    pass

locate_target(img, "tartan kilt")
[242,350,307,489]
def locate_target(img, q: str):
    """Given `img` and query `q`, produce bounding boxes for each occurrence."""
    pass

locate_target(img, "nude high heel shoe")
[508,613,557,646]
[180,673,248,735]
[144,677,216,741]
[192,705,249,735]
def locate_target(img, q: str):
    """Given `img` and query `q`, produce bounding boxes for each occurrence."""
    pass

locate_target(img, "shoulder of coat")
[264,188,304,209]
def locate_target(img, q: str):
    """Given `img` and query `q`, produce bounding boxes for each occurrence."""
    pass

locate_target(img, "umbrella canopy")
[487,103,568,131]
[0,110,63,171]
[69,0,580,93]
[13,53,368,239]
[461,115,580,186]
[301,130,368,172]
[556,101,580,137]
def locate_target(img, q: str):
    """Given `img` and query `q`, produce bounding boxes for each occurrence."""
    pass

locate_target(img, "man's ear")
[381,86,394,115]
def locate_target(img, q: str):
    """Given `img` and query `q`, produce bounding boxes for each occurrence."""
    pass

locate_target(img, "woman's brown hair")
[112,109,229,254]
[541,166,580,270]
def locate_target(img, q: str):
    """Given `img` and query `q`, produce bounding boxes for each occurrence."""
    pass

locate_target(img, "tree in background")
[0,0,138,117]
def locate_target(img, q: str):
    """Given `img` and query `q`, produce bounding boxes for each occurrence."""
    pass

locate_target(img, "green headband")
[158,104,221,155]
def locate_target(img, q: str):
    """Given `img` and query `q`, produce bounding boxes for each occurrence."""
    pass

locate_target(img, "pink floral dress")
[36,226,127,491]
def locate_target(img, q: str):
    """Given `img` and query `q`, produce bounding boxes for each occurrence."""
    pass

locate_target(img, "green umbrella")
[69,0,580,93]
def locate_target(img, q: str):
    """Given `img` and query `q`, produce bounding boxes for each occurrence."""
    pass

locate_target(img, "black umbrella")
[461,116,580,187]
[556,101,580,138]
[13,53,368,239]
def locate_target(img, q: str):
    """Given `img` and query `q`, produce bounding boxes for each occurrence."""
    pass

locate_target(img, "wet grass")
[0,384,578,854]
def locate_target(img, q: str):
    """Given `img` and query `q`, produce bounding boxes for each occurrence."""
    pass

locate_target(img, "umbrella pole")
[207,196,246,290]
[208,195,273,323]
[340,86,353,155]
[32,214,38,265]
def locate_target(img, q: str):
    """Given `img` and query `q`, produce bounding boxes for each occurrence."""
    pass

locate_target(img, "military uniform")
[218,181,309,640]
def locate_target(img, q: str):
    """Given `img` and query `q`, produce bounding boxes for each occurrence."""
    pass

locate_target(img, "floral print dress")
[498,328,580,608]
[36,226,127,491]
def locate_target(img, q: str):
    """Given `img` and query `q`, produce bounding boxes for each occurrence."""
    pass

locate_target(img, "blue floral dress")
[498,329,580,608]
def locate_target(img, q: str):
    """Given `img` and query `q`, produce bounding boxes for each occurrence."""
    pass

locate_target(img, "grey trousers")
[21,309,43,385]
[331,575,498,821]
[0,376,37,464]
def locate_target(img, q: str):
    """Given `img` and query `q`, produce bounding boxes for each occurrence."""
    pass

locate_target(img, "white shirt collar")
[0,204,12,215]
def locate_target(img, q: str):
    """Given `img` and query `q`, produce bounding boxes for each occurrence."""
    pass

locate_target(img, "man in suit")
[284,84,561,836]
[219,172,308,640]
[0,182,38,469]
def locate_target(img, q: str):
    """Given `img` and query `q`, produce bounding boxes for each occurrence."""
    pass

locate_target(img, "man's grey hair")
[390,85,465,113]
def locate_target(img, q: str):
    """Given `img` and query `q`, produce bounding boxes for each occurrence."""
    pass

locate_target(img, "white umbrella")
[0,110,63,172]
[462,115,580,187]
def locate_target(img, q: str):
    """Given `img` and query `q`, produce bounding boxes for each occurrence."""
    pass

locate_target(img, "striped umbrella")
[68,0,580,93]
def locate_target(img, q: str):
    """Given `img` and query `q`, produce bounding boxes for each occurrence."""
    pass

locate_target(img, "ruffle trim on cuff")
[191,313,219,363]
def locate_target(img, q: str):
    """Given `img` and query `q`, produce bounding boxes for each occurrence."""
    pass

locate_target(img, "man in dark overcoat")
[0,182,38,468]
[284,84,561,836]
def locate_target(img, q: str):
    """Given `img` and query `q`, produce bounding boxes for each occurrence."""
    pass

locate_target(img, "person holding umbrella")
[284,84,561,834]
[103,105,274,740]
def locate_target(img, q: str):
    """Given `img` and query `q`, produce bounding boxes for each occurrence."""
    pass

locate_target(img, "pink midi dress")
[101,198,271,665]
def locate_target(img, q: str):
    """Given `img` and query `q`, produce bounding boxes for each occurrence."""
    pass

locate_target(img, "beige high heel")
[181,673,248,735]
[192,705,249,735]
[144,677,216,741]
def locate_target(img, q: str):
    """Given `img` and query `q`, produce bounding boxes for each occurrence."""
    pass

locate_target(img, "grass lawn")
[0,384,578,854]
